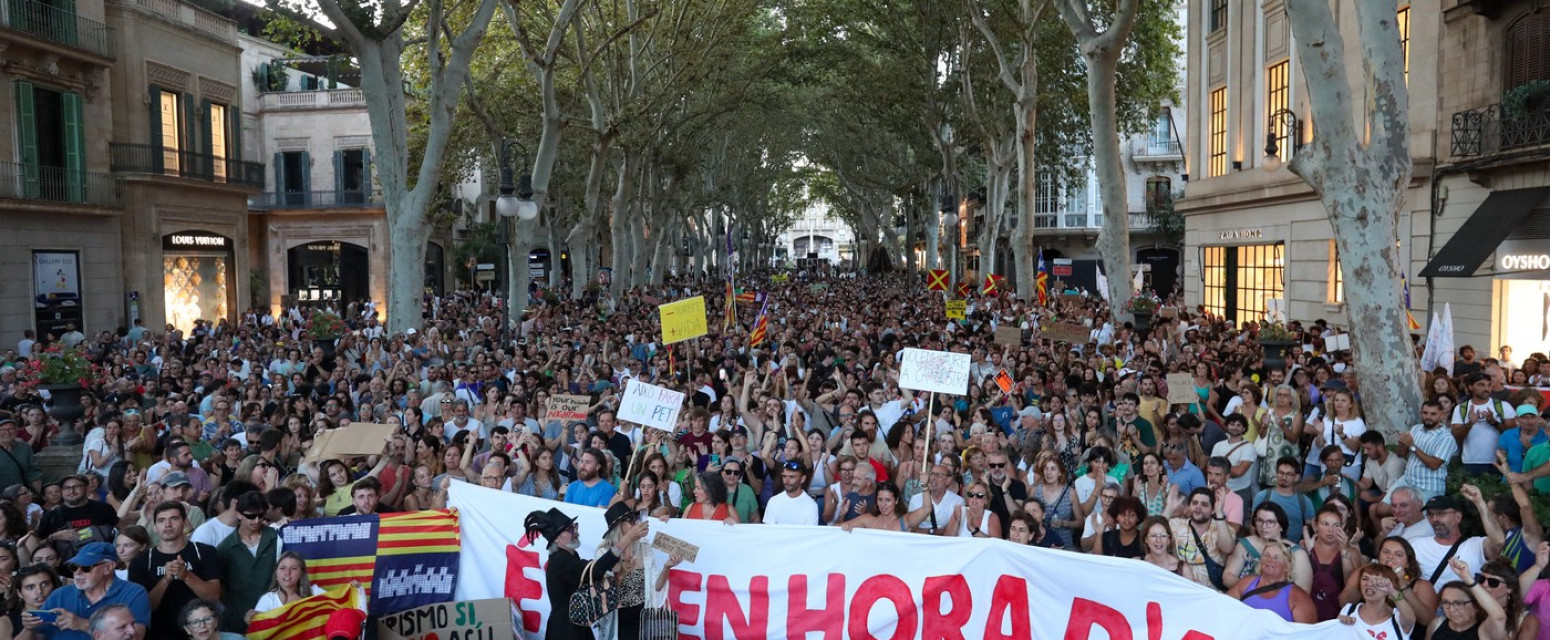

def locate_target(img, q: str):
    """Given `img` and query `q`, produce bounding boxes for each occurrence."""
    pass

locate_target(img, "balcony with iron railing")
[1450,102,1550,158]
[0,0,115,58]
[1130,138,1184,162]
[249,189,382,210]
[259,89,366,112]
[117,0,235,41]
[109,143,264,188]
[0,161,119,206]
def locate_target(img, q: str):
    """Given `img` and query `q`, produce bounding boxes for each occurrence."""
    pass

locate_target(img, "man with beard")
[1167,486,1235,590]
[984,450,1027,538]
[32,475,118,558]
[1390,400,1456,503]
[562,449,614,508]
[18,542,150,640]
[764,460,818,525]
[523,508,646,640]
[126,502,221,639]
[1252,457,1316,544]
[1410,490,1504,585]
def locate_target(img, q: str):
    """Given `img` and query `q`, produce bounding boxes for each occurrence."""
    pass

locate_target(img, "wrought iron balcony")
[109,143,264,188]
[1130,138,1184,161]
[0,161,119,206]
[1451,103,1550,158]
[0,0,115,57]
[249,190,382,210]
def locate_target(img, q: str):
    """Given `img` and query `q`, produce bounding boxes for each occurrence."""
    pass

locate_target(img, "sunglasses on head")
[782,460,803,471]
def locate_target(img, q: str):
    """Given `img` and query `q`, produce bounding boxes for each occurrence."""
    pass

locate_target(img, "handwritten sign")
[945,300,966,320]
[546,394,591,423]
[650,531,701,563]
[1323,333,1352,352]
[1039,320,1089,345]
[378,598,511,640]
[658,296,708,345]
[1165,373,1198,405]
[1158,307,1178,319]
[617,378,685,432]
[809,283,828,293]
[772,274,790,283]
[898,348,972,395]
[994,325,1022,345]
[994,369,1014,394]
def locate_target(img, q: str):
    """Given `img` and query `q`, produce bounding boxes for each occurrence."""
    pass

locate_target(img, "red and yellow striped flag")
[749,296,772,347]
[246,583,363,640]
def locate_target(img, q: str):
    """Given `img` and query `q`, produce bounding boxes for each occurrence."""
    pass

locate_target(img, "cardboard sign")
[378,598,512,640]
[1165,373,1198,405]
[658,296,708,345]
[994,369,1014,394]
[650,531,701,563]
[994,325,1022,345]
[617,378,685,432]
[772,274,790,283]
[546,394,591,422]
[308,422,398,461]
[945,300,966,320]
[1158,307,1178,319]
[898,348,972,395]
[1039,320,1089,345]
[809,283,828,293]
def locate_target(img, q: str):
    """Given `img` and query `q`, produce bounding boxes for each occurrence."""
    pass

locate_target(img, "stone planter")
[43,384,85,445]
[1260,339,1296,373]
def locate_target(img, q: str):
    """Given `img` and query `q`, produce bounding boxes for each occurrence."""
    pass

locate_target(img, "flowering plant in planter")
[305,310,346,340]
[16,345,97,389]
[1256,321,1297,342]
[1122,290,1162,314]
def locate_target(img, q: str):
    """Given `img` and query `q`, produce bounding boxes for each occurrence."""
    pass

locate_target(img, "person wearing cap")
[32,474,118,559]
[1410,485,1505,585]
[126,501,221,639]
[138,472,206,546]
[522,507,646,640]
[18,541,150,640]
[1496,404,1547,475]
[0,414,42,493]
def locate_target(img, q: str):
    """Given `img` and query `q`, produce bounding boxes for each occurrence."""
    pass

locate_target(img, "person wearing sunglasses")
[764,460,819,526]
[19,542,150,640]
[126,500,222,639]
[1429,557,1511,640]
[215,492,280,634]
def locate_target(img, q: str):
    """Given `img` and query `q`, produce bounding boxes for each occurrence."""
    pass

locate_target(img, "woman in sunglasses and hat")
[523,507,646,640]
[593,503,650,640]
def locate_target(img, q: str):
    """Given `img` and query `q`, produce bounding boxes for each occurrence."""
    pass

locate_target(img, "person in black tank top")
[1430,572,1510,640]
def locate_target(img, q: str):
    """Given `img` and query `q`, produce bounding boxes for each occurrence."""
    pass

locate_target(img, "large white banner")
[451,484,1343,640]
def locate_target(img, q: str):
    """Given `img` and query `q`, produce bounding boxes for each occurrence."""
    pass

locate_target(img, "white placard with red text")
[450,484,1338,640]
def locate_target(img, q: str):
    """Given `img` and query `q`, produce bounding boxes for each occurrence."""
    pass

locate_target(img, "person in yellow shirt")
[1138,376,1169,433]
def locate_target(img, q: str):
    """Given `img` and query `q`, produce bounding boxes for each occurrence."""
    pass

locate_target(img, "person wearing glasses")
[178,599,240,640]
[126,501,221,639]
[1429,557,1511,640]
[764,460,819,526]
[905,463,963,536]
[214,492,278,634]
[29,475,117,561]
[18,542,150,640]
[522,507,646,640]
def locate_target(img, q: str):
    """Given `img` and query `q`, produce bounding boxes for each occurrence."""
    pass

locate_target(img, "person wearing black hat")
[595,503,648,640]
[1411,486,1505,586]
[523,507,646,640]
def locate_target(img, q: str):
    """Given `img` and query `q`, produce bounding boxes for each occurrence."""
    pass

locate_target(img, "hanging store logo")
[1501,253,1550,271]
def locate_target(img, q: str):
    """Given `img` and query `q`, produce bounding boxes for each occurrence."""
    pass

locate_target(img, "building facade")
[778,201,854,266]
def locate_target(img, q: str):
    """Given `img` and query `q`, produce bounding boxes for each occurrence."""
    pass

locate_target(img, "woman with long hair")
[401,464,436,512]
[0,564,59,639]
[113,526,149,580]
[104,461,137,511]
[1031,457,1079,549]
[1129,452,1171,517]
[1339,535,1439,628]
[251,552,324,615]
[1303,388,1366,481]
[682,471,738,523]
[1476,559,1536,640]
[1336,563,1417,638]
[1258,385,1304,488]
[79,418,123,479]
[514,447,563,501]
[838,483,927,533]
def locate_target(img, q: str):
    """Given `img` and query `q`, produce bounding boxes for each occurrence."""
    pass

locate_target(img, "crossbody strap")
[1428,538,1467,584]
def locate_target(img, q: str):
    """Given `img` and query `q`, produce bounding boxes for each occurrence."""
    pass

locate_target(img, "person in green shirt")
[1113,393,1157,452]
[721,459,761,524]
[1511,440,1550,494]
[215,491,279,633]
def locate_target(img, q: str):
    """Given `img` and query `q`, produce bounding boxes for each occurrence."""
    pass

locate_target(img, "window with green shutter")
[15,80,38,199]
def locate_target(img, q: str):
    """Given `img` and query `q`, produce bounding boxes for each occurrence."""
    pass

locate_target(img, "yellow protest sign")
[658,296,708,344]
[772,274,790,284]
[945,300,966,320]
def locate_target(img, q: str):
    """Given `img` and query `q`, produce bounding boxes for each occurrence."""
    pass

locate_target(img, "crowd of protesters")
[0,267,1546,640]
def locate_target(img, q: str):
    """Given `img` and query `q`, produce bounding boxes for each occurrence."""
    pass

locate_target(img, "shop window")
[1397,6,1410,84]
[1328,240,1344,303]
[1208,87,1227,177]
[1201,243,1285,322]
[13,81,86,202]
[1266,60,1291,164]
[1506,12,1549,90]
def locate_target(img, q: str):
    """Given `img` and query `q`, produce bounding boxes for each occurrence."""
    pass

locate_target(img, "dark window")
[1506,12,1549,90]
[1145,177,1172,215]
[1210,0,1228,32]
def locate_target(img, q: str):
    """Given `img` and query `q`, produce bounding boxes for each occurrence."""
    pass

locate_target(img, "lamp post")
[1260,109,1304,172]
[493,140,538,349]
[940,192,958,289]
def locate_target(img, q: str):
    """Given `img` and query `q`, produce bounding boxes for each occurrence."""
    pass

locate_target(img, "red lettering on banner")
[922,575,971,640]
[669,570,705,640]
[787,574,845,639]
[848,575,917,640]
[984,575,1031,640]
[502,544,543,633]
[1063,599,1216,640]
[705,575,769,640]
[1148,601,1215,640]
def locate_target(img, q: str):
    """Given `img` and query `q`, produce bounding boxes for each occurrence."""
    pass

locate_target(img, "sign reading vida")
[898,348,972,395]
[657,296,708,344]
[617,378,685,432]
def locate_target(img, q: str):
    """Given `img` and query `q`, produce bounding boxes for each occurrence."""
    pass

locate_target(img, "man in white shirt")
[1379,486,1433,542]
[763,460,819,526]
[1410,491,1503,584]
[443,400,484,443]
[906,463,964,535]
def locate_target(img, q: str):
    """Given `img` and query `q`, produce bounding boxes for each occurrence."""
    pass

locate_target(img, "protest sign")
[308,422,397,461]
[617,378,685,432]
[379,598,512,640]
[650,531,701,563]
[945,300,966,320]
[451,486,1337,640]
[994,325,1022,345]
[1166,373,1198,405]
[771,274,790,283]
[279,510,459,615]
[897,348,971,395]
[1323,333,1352,352]
[1039,320,1089,345]
[1158,307,1178,319]
[658,296,708,344]
[809,283,828,293]
[545,394,590,422]
[994,369,1014,394]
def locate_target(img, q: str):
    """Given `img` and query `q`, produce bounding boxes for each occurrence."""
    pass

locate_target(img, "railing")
[0,161,118,206]
[121,0,234,40]
[249,190,381,210]
[1451,103,1550,157]
[109,143,263,188]
[259,89,366,111]
[1131,212,1156,229]
[1130,138,1183,159]
[0,0,115,57]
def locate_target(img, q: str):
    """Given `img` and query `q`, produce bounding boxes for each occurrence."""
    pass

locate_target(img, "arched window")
[1506,12,1549,90]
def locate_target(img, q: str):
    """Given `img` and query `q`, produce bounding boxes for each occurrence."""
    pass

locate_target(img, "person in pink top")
[1521,542,1550,640]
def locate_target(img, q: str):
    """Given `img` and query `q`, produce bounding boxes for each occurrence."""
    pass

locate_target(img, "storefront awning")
[1419,187,1550,277]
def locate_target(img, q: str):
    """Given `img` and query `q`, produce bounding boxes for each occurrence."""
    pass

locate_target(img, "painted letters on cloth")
[450,484,1340,640]
[279,509,459,615]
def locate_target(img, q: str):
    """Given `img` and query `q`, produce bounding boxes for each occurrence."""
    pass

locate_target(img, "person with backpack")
[1452,373,1514,476]
[1338,563,1417,640]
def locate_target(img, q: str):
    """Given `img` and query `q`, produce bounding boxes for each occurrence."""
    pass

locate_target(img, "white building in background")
[780,201,854,266]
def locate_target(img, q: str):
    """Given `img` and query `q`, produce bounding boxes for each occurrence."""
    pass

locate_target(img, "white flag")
[1438,303,1456,376]
[1420,310,1442,373]
[1095,269,1110,301]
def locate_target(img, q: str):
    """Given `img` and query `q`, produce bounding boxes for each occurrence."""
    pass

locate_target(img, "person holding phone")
[18,542,150,640]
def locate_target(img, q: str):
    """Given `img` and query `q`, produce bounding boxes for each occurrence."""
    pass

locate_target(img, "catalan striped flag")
[279,509,459,615]
[1402,272,1422,331]
[749,296,772,347]
[1036,250,1050,306]
[723,228,738,331]
[246,583,363,640]
[734,288,759,304]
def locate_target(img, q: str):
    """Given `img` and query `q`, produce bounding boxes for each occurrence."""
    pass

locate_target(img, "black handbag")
[1188,522,1227,590]
[567,560,618,626]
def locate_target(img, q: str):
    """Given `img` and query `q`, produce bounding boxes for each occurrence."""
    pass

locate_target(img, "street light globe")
[1261,153,1282,173]
[516,199,540,221]
[943,212,958,227]
[496,194,521,218]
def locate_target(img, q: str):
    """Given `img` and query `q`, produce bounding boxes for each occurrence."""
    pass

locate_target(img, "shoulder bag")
[568,559,618,626]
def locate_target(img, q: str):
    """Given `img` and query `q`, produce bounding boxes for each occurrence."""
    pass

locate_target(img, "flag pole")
[919,392,935,479]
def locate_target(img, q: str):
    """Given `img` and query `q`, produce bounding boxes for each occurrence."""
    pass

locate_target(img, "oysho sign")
[1501,253,1550,271]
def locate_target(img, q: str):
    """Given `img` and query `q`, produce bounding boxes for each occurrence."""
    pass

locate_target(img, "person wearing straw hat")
[523,507,646,640]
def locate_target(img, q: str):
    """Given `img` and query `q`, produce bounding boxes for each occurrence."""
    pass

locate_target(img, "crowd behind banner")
[0,267,1544,640]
